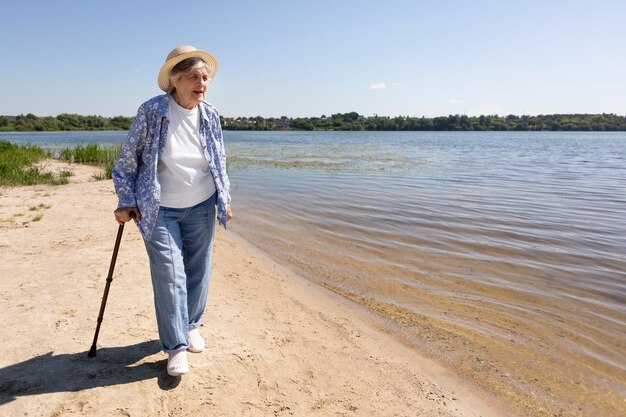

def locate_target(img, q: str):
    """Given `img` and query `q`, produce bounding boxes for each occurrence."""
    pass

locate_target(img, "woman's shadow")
[0,340,180,405]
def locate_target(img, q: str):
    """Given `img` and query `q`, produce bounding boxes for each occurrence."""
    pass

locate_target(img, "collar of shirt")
[158,94,211,125]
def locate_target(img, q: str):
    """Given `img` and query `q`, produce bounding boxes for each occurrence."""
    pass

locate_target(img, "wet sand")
[0,161,508,416]
[231,207,626,417]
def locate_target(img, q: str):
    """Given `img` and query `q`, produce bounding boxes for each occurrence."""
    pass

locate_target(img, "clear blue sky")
[1,0,625,118]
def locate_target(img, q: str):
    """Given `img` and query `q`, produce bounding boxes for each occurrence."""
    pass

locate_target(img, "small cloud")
[391,82,400,87]
[449,98,462,104]
[368,82,386,90]
[132,67,139,73]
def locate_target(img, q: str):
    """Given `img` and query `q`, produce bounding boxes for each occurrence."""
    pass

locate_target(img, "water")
[3,130,626,415]
[224,131,626,416]
[226,131,625,304]
[0,130,127,150]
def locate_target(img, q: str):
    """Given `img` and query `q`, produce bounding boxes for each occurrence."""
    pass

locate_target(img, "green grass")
[59,169,74,180]
[29,203,51,211]
[0,140,72,186]
[0,140,117,186]
[57,143,121,180]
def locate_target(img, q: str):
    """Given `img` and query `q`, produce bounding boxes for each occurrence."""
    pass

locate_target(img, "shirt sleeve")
[214,110,231,204]
[112,103,147,208]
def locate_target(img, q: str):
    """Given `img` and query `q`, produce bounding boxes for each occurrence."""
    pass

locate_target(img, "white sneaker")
[188,328,205,353]
[167,351,189,376]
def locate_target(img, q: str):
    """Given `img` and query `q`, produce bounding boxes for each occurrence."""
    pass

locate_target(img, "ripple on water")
[228,131,626,416]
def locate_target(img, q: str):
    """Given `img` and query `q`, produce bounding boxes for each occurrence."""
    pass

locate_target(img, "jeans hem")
[164,345,188,354]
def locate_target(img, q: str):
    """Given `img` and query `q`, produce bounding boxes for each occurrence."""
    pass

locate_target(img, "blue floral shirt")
[112,94,231,241]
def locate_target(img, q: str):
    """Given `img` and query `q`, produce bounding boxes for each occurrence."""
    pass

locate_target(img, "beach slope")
[0,162,510,417]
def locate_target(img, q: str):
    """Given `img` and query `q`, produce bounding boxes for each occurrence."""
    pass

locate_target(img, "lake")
[3,129,625,416]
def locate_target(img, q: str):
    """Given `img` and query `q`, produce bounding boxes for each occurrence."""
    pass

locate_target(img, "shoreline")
[228,192,626,417]
[0,162,509,416]
[3,111,626,132]
[227,158,626,417]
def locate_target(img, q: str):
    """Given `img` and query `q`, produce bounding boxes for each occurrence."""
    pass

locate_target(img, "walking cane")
[88,211,135,357]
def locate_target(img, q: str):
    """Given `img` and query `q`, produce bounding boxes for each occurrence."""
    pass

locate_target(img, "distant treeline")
[2,112,626,132]
[222,113,626,131]
[0,114,133,131]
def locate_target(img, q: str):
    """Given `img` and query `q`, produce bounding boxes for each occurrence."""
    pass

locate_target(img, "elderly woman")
[112,45,233,377]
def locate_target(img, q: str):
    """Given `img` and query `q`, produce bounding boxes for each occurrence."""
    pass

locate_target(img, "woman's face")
[171,66,209,109]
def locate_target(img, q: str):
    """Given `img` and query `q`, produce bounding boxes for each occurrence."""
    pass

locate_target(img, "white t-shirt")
[158,99,216,208]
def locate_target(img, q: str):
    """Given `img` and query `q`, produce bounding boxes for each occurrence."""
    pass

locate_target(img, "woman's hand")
[226,204,234,221]
[114,207,141,225]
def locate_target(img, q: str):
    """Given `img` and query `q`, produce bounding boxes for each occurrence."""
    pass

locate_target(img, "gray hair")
[168,57,211,93]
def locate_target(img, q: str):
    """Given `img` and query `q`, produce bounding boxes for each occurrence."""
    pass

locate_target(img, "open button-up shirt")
[112,94,231,241]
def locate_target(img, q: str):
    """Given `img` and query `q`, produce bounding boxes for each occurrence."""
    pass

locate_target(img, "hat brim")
[157,50,218,92]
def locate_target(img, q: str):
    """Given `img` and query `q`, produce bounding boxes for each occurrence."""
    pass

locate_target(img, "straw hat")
[157,45,218,92]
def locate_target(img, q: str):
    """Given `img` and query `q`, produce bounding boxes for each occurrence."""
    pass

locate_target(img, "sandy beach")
[0,161,511,416]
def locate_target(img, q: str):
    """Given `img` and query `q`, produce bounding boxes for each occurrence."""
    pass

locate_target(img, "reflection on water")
[226,130,626,416]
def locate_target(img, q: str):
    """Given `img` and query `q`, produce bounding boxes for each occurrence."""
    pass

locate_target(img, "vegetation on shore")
[2,112,626,132]
[222,112,626,131]
[0,140,119,186]
[0,114,132,132]
[57,143,121,180]
[0,141,73,186]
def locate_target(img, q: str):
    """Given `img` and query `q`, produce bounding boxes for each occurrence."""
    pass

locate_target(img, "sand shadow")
[0,340,180,405]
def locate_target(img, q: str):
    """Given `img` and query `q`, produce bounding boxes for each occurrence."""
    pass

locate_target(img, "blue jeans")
[143,193,216,352]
